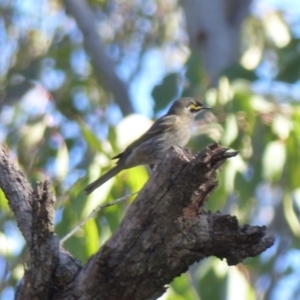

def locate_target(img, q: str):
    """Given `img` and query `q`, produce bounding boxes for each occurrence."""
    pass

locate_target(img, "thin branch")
[64,0,134,115]
[61,191,139,244]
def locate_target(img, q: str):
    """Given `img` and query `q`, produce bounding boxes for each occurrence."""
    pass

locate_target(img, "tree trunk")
[181,0,251,85]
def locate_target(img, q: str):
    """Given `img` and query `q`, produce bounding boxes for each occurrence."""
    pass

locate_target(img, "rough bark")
[0,143,274,300]
[64,0,134,116]
[0,147,81,300]
[181,0,252,85]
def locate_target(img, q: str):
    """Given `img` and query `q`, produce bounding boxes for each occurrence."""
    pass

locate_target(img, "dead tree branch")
[0,143,274,300]
[0,147,81,300]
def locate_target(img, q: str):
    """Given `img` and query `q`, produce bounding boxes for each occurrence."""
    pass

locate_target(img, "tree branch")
[56,143,274,300]
[63,0,134,115]
[0,146,81,299]
[1,143,274,299]
[16,181,59,299]
[0,147,33,245]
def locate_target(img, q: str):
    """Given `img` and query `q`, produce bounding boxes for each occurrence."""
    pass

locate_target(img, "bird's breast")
[122,116,193,167]
[172,117,193,147]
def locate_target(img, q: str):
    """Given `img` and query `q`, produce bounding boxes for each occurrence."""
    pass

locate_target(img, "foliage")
[1,0,300,299]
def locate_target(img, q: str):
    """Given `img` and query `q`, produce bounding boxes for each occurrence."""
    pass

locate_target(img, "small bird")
[84,97,210,194]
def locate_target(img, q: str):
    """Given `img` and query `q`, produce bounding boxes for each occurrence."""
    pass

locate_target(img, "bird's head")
[167,97,210,116]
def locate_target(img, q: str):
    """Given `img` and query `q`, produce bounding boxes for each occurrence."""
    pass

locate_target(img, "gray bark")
[0,144,274,299]
[181,0,252,84]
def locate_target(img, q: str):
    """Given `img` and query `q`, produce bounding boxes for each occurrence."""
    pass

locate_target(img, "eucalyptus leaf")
[152,72,179,113]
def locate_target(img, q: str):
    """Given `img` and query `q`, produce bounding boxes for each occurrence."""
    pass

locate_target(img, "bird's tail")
[84,164,123,195]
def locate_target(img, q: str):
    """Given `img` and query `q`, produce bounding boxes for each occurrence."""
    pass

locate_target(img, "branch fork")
[0,143,274,300]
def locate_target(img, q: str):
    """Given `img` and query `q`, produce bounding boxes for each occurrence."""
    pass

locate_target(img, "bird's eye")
[188,103,201,111]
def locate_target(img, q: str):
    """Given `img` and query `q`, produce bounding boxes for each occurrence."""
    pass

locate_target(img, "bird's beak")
[202,105,211,110]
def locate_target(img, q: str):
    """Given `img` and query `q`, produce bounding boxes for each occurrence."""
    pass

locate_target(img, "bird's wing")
[112,115,177,160]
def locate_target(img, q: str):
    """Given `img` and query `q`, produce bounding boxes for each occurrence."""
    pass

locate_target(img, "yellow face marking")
[188,103,201,111]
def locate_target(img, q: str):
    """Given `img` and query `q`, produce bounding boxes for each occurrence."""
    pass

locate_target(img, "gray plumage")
[84,97,210,194]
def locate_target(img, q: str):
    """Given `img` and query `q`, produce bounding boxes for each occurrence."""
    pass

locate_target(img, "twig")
[60,192,139,244]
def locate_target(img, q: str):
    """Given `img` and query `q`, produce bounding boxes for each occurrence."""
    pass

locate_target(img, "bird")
[84,97,210,194]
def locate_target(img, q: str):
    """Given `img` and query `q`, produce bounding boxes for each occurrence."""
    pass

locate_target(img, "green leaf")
[277,55,300,83]
[56,141,69,179]
[84,218,99,256]
[276,38,300,83]
[285,110,300,189]
[17,116,47,166]
[221,63,258,81]
[226,267,256,300]
[283,193,300,237]
[125,166,149,192]
[182,52,206,97]
[170,272,200,300]
[272,114,292,139]
[78,119,103,153]
[262,141,286,181]
[198,259,226,300]
[232,88,253,113]
[223,155,247,193]
[221,114,238,146]
[185,52,204,85]
[0,189,10,213]
[152,72,178,113]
